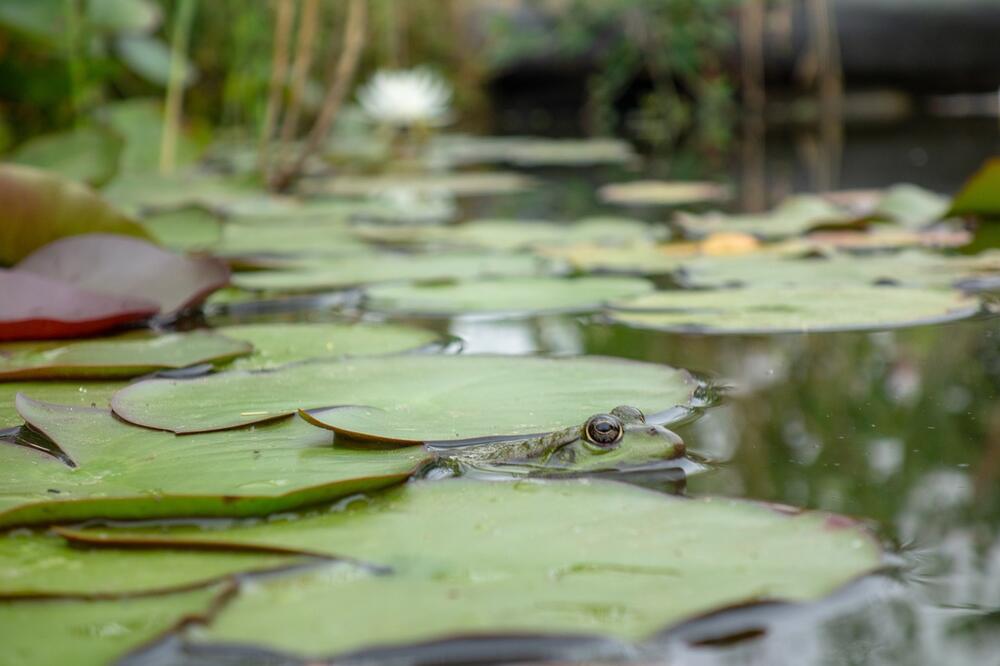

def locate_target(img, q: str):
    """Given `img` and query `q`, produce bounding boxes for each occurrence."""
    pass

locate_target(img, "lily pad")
[213,222,372,258]
[606,286,978,334]
[356,217,659,252]
[433,135,637,167]
[0,270,158,342]
[599,180,730,206]
[949,157,1000,218]
[139,207,223,250]
[873,184,950,228]
[363,276,654,317]
[230,253,544,293]
[0,331,251,380]
[307,172,535,198]
[539,242,689,276]
[0,164,150,265]
[8,126,121,187]
[102,99,201,175]
[0,396,427,527]
[0,531,300,598]
[676,196,847,240]
[0,585,225,666]
[17,233,230,315]
[111,354,696,437]
[219,322,439,370]
[0,380,124,427]
[65,479,882,659]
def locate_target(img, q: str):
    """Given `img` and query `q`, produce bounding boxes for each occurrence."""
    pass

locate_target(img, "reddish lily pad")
[0,270,158,341]
[17,233,229,315]
[0,164,151,265]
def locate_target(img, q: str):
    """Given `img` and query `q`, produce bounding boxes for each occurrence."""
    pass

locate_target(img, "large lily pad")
[219,322,439,370]
[606,286,978,334]
[0,585,225,666]
[0,331,251,380]
[949,157,1000,218]
[0,532,300,598]
[65,479,882,659]
[363,276,654,317]
[0,397,427,527]
[0,164,150,265]
[17,234,230,314]
[111,355,696,437]
[230,253,544,293]
[0,270,158,342]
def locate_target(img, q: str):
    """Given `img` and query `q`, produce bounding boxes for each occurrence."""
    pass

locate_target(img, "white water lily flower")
[357,68,453,127]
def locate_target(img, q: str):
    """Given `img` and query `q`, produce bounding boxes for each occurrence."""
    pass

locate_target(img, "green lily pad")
[0,585,225,666]
[540,242,687,276]
[873,184,950,228]
[230,253,544,293]
[433,135,637,167]
[949,157,1000,218]
[102,99,201,175]
[139,207,223,250]
[103,173,259,215]
[213,222,372,258]
[363,276,654,317]
[218,322,439,370]
[0,331,251,380]
[606,286,978,334]
[0,164,150,265]
[111,355,696,437]
[116,35,195,88]
[356,217,659,251]
[306,172,535,198]
[65,479,882,659]
[8,126,121,187]
[676,196,847,240]
[0,396,427,527]
[0,380,124,427]
[677,251,993,290]
[0,531,300,598]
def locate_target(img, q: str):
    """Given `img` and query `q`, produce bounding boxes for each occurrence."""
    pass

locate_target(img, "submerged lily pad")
[0,531,300,598]
[0,397,427,527]
[111,355,696,437]
[17,234,230,315]
[0,270,158,342]
[0,164,150,264]
[606,286,977,334]
[219,322,439,370]
[363,276,653,317]
[65,479,882,659]
[599,180,730,206]
[0,331,251,380]
[231,253,544,293]
[0,585,225,666]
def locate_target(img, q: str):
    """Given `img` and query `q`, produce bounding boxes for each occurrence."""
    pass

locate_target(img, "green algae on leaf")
[0,531,302,598]
[111,355,696,437]
[231,252,544,293]
[0,331,251,380]
[219,322,439,370]
[0,396,426,527]
[606,286,978,334]
[363,276,654,317]
[63,479,883,660]
[0,585,226,666]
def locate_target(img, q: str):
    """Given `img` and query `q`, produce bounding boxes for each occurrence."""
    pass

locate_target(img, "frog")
[426,405,685,470]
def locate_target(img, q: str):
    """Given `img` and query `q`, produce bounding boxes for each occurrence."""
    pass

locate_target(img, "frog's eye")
[583,413,624,450]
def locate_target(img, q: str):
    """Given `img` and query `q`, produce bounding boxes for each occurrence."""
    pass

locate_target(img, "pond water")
[208,123,1000,663]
